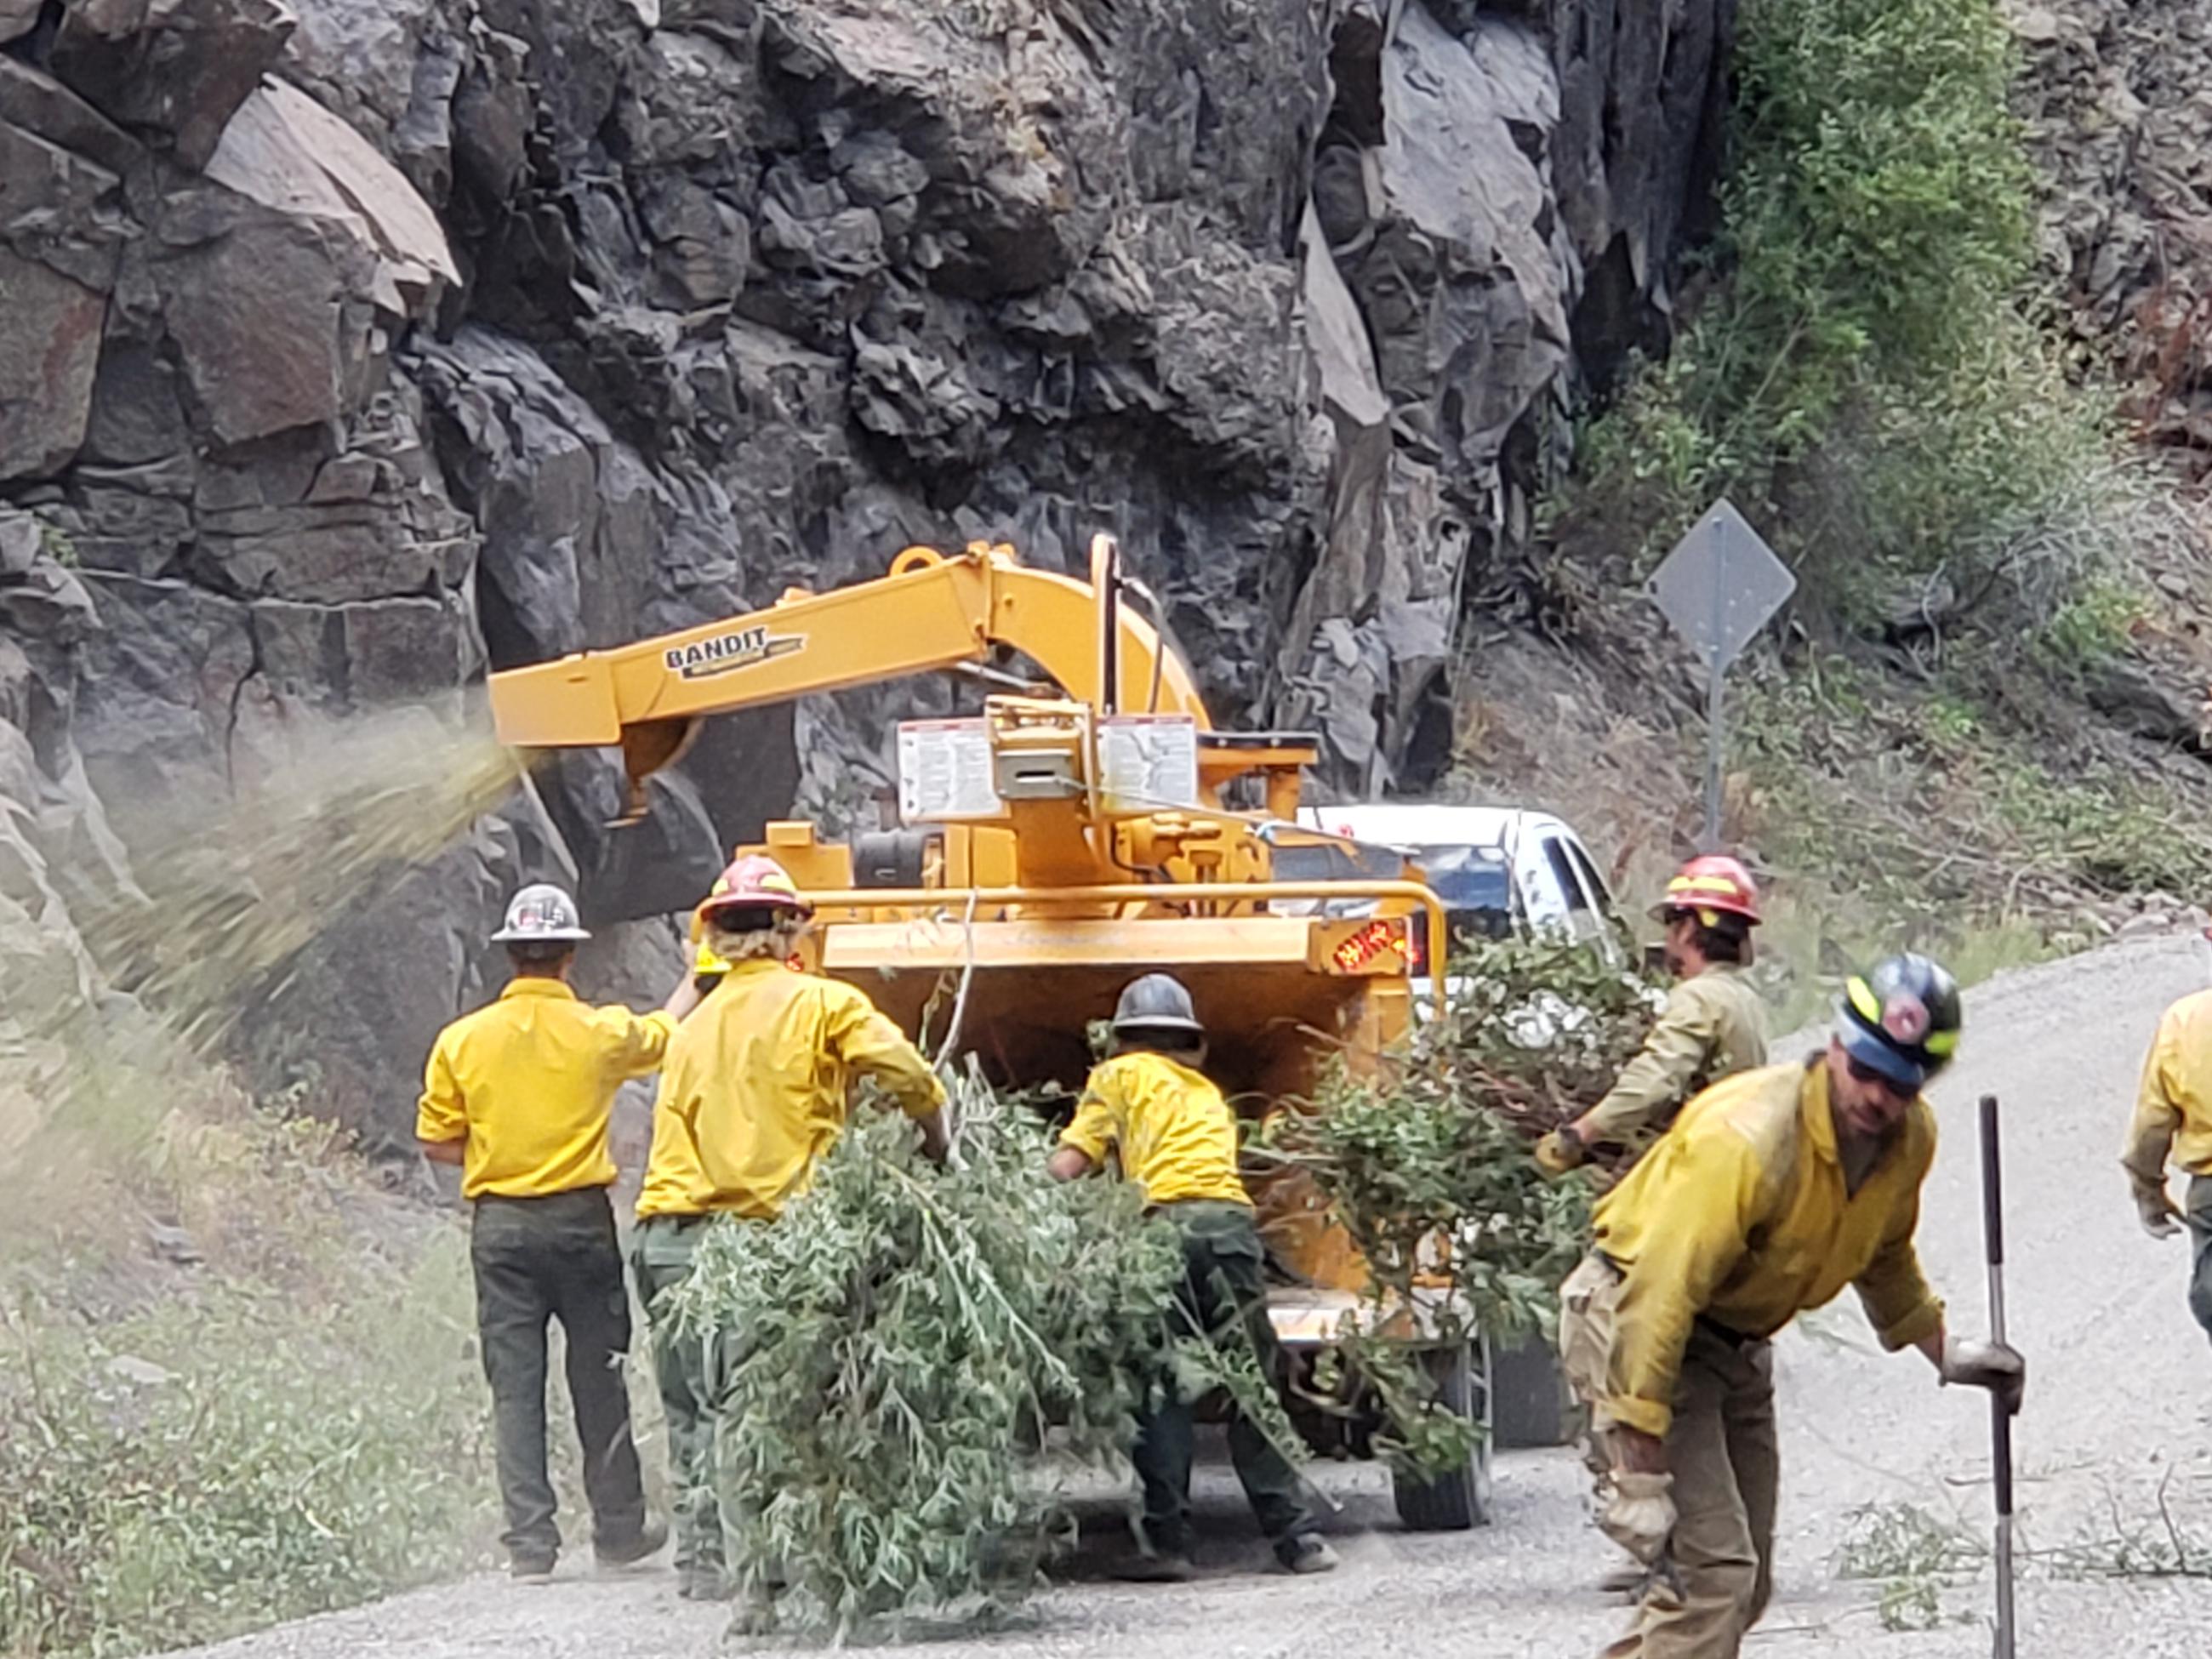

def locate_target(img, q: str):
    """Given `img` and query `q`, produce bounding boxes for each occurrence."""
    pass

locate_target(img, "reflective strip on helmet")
[1924,1028,1958,1058]
[1672,874,1745,896]
[1846,977,1880,1023]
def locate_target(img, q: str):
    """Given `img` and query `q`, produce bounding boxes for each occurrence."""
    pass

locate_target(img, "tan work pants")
[1560,1254,1623,1489]
[1559,1255,1780,1659]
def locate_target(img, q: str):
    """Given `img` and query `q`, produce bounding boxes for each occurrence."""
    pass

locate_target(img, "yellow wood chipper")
[487,533,1493,1528]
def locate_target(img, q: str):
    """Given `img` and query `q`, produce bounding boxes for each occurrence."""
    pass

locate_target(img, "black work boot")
[1113,1548,1195,1583]
[510,1549,557,1583]
[1277,1534,1338,1575]
[595,1518,669,1571]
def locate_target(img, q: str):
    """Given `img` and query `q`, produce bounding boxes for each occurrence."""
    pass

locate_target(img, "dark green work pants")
[632,1214,721,1573]
[1134,1200,1315,1559]
[2187,1177,2212,1340]
[470,1187,647,1562]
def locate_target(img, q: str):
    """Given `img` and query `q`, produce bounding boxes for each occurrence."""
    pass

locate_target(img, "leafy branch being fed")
[1254,938,1662,1479]
[663,1071,1189,1643]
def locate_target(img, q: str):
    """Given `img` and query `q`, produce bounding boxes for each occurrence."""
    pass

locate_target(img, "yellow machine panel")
[488,535,1441,1297]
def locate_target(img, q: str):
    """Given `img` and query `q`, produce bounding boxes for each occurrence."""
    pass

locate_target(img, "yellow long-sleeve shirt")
[1060,1051,1252,1208]
[2124,987,2212,1183]
[416,978,676,1200]
[637,960,945,1221]
[1580,964,1768,1149]
[1591,1058,1944,1437]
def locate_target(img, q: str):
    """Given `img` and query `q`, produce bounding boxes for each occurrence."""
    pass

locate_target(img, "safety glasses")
[1844,1054,1917,1103]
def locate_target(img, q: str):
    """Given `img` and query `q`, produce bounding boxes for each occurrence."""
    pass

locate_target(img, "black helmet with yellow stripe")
[1837,954,1961,1090]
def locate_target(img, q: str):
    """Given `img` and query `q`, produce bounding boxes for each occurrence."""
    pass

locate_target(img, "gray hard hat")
[490,882,591,944]
[1111,972,1203,1036]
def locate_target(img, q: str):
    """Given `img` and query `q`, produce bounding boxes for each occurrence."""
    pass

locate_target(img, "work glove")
[1535,1126,1589,1177]
[1597,1471,1675,1565]
[2131,1176,2183,1240]
[1941,1337,2026,1417]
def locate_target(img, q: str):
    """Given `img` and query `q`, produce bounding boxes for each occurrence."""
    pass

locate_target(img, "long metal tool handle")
[1979,1093,2016,1659]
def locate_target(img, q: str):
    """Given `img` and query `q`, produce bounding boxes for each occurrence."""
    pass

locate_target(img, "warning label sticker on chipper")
[1097,715,1200,814]
[897,720,1005,822]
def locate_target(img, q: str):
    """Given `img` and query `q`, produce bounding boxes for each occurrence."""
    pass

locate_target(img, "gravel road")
[171,937,2212,1659]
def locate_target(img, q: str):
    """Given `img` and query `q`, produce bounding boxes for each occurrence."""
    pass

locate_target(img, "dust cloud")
[0,712,527,1211]
[71,713,527,1052]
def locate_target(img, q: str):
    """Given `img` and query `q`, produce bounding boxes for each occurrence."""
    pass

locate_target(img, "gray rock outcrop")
[2013,0,2212,476]
[0,0,1731,1147]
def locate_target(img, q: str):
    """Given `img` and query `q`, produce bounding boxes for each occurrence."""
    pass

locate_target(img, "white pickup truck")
[1274,801,1633,983]
[1268,801,1630,1476]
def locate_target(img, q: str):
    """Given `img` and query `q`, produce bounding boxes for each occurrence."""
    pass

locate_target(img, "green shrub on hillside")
[1724,0,2029,395]
[1567,0,2133,633]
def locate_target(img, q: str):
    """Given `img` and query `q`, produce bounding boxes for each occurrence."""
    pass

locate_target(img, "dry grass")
[1434,620,2191,1029]
[0,1018,494,1658]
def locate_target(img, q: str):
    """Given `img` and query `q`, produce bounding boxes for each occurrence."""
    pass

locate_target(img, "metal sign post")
[1702,658,1724,849]
[1647,500,1796,850]
[1979,1092,2018,1659]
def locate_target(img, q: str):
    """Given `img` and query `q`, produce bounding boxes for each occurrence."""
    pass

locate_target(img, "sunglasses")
[1844,1055,1918,1101]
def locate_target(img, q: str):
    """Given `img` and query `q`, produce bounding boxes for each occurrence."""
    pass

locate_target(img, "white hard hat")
[490,883,591,944]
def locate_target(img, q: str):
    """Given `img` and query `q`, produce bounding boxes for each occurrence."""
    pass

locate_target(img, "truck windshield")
[1267,839,1407,886]
[1267,836,1514,956]
[1413,846,1514,944]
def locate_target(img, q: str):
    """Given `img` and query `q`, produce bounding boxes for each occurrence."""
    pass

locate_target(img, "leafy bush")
[1724,0,2029,395]
[664,1076,1186,1641]
[2038,577,2153,673]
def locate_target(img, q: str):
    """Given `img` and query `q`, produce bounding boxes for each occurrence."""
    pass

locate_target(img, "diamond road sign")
[1647,499,1796,670]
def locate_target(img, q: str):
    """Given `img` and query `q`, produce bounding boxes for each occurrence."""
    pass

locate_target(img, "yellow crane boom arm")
[486,540,1214,811]
[490,540,1206,743]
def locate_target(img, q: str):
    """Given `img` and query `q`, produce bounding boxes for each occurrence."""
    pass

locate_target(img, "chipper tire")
[1390,1337,1493,1531]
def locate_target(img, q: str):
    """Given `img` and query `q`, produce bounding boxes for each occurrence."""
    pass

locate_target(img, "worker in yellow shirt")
[416,883,698,1582]
[2120,983,2212,1340]
[1047,973,1336,1581]
[1557,955,2023,1657]
[632,854,948,1600]
[1538,855,1769,1176]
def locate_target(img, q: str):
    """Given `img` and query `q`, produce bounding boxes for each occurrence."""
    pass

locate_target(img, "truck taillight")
[1329,917,1409,973]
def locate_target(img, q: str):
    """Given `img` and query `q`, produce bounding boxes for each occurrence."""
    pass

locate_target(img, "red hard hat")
[696,853,812,926]
[1650,854,1763,926]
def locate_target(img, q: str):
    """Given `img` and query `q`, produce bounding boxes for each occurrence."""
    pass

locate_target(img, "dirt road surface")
[171,938,2212,1659]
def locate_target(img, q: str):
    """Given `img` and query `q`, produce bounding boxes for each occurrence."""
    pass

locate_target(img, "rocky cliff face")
[0,0,1730,1148]
[2013,0,2212,480]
